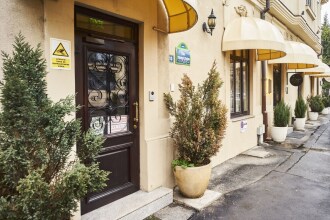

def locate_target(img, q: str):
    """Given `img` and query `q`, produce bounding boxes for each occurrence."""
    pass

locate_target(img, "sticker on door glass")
[90,116,106,135]
[109,115,128,134]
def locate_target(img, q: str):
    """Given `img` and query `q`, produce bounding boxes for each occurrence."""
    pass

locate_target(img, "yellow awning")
[162,0,198,33]
[301,61,330,75]
[269,41,319,69]
[222,17,286,61]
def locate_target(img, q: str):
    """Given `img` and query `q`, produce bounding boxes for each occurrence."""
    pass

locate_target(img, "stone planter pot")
[321,108,329,115]
[173,162,211,198]
[309,112,318,121]
[294,118,306,130]
[271,126,288,143]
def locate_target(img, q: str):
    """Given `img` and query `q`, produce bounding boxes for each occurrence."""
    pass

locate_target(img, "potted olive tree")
[271,100,290,143]
[307,95,324,120]
[164,62,227,198]
[294,96,308,130]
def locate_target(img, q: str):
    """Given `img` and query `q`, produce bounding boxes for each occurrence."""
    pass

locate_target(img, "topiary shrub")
[307,95,325,112]
[0,34,109,219]
[164,62,227,167]
[294,96,308,118]
[274,100,291,127]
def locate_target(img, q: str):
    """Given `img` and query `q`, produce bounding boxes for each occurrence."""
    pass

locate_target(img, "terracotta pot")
[271,126,288,143]
[173,162,211,198]
[308,112,318,121]
[294,118,306,130]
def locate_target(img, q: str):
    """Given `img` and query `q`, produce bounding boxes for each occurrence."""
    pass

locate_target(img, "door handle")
[133,101,139,123]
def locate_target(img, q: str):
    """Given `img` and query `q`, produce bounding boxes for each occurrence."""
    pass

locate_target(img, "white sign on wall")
[50,38,71,70]
[240,120,248,133]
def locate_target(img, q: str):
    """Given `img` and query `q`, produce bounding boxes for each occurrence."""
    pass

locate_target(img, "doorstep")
[173,188,221,211]
[81,187,173,220]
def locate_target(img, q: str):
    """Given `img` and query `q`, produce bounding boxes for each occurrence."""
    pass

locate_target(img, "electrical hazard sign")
[50,38,71,70]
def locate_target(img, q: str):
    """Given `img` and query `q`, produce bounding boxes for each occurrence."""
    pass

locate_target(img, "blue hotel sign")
[175,42,190,66]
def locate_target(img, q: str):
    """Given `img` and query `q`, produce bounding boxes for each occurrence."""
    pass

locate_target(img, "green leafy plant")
[294,96,308,118]
[322,95,330,108]
[307,95,325,112]
[171,159,194,169]
[164,62,227,167]
[274,100,291,127]
[0,34,109,219]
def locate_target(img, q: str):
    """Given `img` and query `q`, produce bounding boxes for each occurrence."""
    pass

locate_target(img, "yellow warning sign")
[52,43,69,57]
[51,58,70,68]
[50,38,71,70]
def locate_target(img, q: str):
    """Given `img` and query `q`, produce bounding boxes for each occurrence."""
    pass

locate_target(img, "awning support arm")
[152,26,168,34]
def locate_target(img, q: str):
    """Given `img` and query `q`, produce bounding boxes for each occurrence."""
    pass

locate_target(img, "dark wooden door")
[75,29,139,214]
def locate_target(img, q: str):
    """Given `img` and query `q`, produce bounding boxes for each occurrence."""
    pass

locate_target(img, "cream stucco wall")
[0,0,44,71]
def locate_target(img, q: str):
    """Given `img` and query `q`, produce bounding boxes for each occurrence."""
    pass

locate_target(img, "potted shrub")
[321,96,330,115]
[294,96,308,130]
[271,100,290,143]
[307,95,324,120]
[326,96,330,112]
[164,62,227,198]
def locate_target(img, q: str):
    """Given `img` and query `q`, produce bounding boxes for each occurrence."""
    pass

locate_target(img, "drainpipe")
[260,0,270,141]
[260,0,270,19]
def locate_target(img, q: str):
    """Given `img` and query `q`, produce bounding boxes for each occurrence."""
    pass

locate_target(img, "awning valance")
[222,17,286,61]
[161,0,198,33]
[269,41,319,69]
[300,61,330,75]
[311,74,330,77]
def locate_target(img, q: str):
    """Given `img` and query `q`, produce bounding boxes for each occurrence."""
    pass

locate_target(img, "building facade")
[0,0,327,219]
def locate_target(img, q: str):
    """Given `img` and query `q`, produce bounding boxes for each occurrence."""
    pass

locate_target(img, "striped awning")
[222,16,286,61]
[161,0,198,33]
[269,41,319,69]
[301,61,330,75]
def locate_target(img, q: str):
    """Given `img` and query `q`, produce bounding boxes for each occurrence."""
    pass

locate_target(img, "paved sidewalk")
[148,114,330,220]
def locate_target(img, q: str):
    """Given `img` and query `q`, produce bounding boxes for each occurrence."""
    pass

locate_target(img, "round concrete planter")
[173,162,211,198]
[321,108,329,115]
[294,118,306,130]
[309,112,318,121]
[271,126,288,143]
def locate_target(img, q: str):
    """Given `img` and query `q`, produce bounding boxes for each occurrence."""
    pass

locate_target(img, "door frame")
[74,5,140,214]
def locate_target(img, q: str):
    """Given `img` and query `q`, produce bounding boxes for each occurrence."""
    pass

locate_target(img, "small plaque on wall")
[175,42,190,66]
[240,120,248,133]
[169,55,174,63]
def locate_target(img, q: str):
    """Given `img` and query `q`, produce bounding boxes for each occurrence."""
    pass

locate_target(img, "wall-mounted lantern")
[202,9,216,36]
